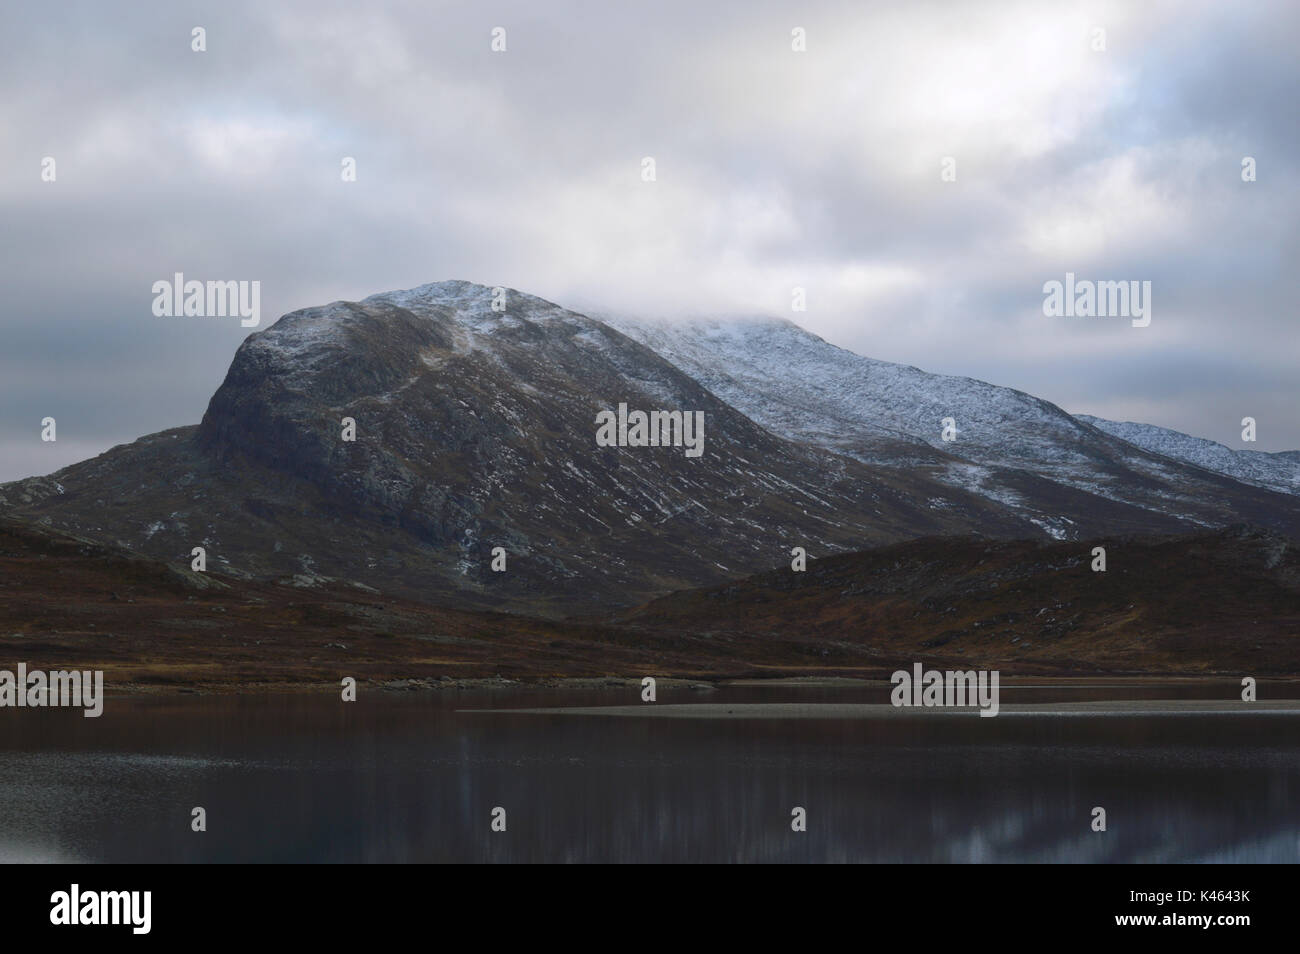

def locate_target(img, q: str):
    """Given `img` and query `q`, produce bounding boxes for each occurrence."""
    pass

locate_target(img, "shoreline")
[459,699,1300,719]
[63,673,1300,698]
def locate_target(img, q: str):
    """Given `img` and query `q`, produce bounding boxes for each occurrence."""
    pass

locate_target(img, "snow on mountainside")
[600,314,1095,468]
[601,313,1300,533]
[1076,415,1300,496]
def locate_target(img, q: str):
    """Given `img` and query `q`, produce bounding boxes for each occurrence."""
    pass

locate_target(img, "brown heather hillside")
[2,519,1298,688]
[619,526,1300,675]
[0,518,697,690]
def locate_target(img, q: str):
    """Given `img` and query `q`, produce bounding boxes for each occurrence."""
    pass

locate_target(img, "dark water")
[1,683,1298,863]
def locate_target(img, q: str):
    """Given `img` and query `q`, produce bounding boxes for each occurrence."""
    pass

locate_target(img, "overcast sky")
[1,0,1296,482]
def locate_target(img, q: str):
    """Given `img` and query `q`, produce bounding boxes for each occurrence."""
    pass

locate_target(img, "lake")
[1,682,1297,862]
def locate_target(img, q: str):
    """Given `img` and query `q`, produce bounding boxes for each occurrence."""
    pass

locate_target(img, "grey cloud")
[1,0,1296,483]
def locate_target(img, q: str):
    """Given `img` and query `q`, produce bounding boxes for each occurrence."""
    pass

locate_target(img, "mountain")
[602,313,1300,537]
[0,282,1037,614]
[1076,415,1300,496]
[3,282,1300,615]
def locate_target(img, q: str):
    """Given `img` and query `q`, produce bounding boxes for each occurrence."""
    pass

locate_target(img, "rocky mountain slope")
[1,282,1041,613]
[3,282,1299,614]
[603,313,1300,538]
[1076,415,1300,496]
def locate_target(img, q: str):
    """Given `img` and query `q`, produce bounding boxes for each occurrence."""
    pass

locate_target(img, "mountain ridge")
[602,310,1300,533]
[1076,414,1300,495]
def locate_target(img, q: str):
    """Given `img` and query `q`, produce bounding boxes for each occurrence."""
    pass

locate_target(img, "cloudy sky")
[1,0,1296,481]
